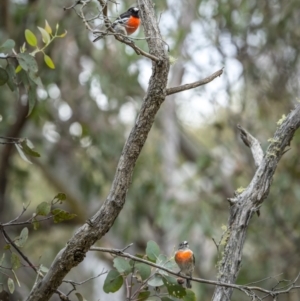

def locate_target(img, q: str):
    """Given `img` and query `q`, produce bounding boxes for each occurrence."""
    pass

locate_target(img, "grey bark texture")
[25,1,169,300]
[212,105,300,301]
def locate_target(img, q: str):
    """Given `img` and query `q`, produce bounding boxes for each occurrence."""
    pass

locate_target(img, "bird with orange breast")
[174,241,195,288]
[93,7,140,42]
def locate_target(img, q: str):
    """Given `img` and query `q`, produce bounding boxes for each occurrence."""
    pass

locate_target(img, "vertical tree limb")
[25,1,169,300]
[212,105,300,301]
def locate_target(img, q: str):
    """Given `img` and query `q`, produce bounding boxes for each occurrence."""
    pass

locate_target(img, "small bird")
[174,241,195,289]
[93,7,140,42]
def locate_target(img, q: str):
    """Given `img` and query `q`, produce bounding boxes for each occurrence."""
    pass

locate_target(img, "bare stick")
[166,68,224,96]
[237,124,264,167]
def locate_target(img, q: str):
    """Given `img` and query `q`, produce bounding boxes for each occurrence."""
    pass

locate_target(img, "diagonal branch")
[25,1,169,300]
[212,104,300,301]
[166,68,224,96]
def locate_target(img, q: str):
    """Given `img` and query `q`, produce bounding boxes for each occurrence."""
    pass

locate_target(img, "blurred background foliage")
[1,0,300,300]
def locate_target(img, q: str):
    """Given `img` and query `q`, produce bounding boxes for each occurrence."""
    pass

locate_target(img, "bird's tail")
[186,279,192,289]
[93,34,106,42]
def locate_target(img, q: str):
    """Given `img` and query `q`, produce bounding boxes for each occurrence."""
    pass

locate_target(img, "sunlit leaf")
[57,30,67,38]
[38,26,50,44]
[103,269,123,293]
[25,29,38,47]
[44,20,52,35]
[44,54,55,69]
[15,65,22,73]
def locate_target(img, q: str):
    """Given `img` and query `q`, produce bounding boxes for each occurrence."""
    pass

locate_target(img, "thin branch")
[64,270,107,296]
[89,246,300,298]
[166,68,224,96]
[237,124,264,167]
[1,228,69,300]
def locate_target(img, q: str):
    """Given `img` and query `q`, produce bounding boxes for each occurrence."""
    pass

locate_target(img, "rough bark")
[212,105,300,301]
[25,1,169,300]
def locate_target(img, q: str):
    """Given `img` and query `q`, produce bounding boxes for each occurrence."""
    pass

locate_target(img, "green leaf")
[15,143,32,164]
[57,30,67,38]
[0,67,8,86]
[36,201,51,216]
[32,219,40,230]
[183,289,196,301]
[17,53,38,72]
[15,227,29,247]
[146,241,160,262]
[25,29,38,47]
[39,264,49,273]
[137,291,150,301]
[4,244,11,250]
[44,20,52,35]
[28,70,42,87]
[11,253,21,270]
[6,63,17,91]
[161,297,174,301]
[20,139,40,158]
[44,54,55,69]
[27,82,37,116]
[7,278,15,294]
[75,292,88,301]
[147,273,164,287]
[54,192,67,202]
[0,39,15,52]
[0,253,5,265]
[15,65,22,73]
[162,276,186,299]
[103,269,123,293]
[135,263,151,280]
[38,26,51,44]
[51,208,76,223]
[113,257,132,275]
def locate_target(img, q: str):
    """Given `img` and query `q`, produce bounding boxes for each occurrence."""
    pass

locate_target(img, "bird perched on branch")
[174,241,195,288]
[93,7,140,42]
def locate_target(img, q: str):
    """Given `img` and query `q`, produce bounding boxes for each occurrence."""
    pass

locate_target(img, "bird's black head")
[178,241,189,249]
[128,7,139,17]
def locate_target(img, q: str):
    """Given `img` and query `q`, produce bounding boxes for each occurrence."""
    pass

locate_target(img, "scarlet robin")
[93,7,140,42]
[174,241,195,288]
